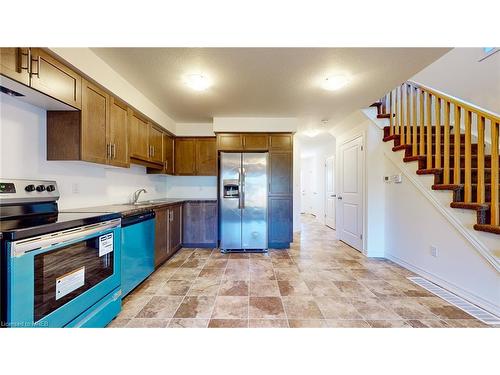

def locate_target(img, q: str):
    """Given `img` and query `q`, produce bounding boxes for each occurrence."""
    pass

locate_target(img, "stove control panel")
[0,179,59,203]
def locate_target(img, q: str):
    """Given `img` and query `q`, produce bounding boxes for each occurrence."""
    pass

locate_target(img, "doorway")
[337,135,364,251]
[300,156,314,215]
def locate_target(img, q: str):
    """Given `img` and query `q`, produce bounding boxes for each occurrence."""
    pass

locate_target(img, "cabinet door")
[163,134,174,174]
[203,202,218,245]
[0,47,30,85]
[174,138,196,175]
[217,133,243,150]
[154,207,169,267]
[269,152,293,195]
[269,134,293,151]
[243,134,269,150]
[195,138,217,175]
[109,97,129,168]
[149,125,164,164]
[169,204,183,254]
[81,80,109,165]
[30,48,81,109]
[268,196,293,248]
[128,111,150,161]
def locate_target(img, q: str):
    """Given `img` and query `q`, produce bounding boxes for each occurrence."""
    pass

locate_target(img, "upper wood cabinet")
[29,48,82,109]
[108,97,129,168]
[0,47,30,85]
[175,137,217,176]
[47,80,129,168]
[149,125,164,164]
[196,138,217,175]
[269,134,293,151]
[128,110,150,161]
[175,138,197,175]
[216,133,293,152]
[163,134,174,174]
[0,47,81,109]
[217,134,243,150]
[81,80,109,165]
[243,134,269,150]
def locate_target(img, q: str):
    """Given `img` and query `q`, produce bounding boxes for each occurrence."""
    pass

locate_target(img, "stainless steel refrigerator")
[219,152,268,252]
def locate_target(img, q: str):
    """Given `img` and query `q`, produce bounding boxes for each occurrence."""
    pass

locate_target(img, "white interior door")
[325,156,336,229]
[338,136,363,251]
[300,157,314,214]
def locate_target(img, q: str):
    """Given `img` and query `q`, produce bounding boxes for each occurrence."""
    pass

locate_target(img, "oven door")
[6,219,121,328]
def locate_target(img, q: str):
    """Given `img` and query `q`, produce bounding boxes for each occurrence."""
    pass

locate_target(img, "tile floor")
[108,215,490,328]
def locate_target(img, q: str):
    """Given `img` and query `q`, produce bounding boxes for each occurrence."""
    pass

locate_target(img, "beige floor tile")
[126,318,169,328]
[282,296,324,319]
[173,296,216,318]
[187,277,221,296]
[249,319,289,328]
[168,319,209,328]
[360,280,406,298]
[288,319,328,328]
[366,320,411,328]
[315,297,363,320]
[219,280,249,296]
[208,319,248,328]
[107,318,131,328]
[304,280,344,297]
[249,280,280,296]
[444,319,490,328]
[406,319,451,328]
[278,280,312,296]
[155,279,192,296]
[326,320,370,328]
[349,297,402,320]
[198,267,225,278]
[379,297,438,319]
[135,296,184,319]
[332,281,377,298]
[119,295,153,318]
[211,296,248,319]
[249,297,286,319]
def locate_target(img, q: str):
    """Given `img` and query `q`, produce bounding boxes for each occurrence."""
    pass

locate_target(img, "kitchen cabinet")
[154,207,169,268]
[108,97,129,168]
[242,134,269,150]
[0,47,30,85]
[149,125,164,164]
[175,138,197,175]
[182,201,218,247]
[195,138,217,175]
[169,204,183,253]
[30,48,81,109]
[0,47,81,109]
[269,134,293,151]
[268,196,293,248]
[269,152,293,195]
[128,110,150,161]
[163,134,174,174]
[47,80,129,168]
[175,137,217,176]
[217,133,243,150]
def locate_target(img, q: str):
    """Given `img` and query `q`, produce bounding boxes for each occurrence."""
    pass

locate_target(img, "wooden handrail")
[383,80,500,229]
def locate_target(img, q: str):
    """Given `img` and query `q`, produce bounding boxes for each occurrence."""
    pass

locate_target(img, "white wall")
[330,111,386,257]
[0,95,169,209]
[213,117,299,133]
[412,48,500,115]
[292,135,302,233]
[175,123,215,136]
[384,157,500,315]
[49,48,177,133]
[165,176,217,199]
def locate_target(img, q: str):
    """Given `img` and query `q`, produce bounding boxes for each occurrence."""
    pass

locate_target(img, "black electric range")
[0,178,120,326]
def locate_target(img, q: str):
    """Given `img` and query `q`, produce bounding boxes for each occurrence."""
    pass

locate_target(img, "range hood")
[0,75,77,111]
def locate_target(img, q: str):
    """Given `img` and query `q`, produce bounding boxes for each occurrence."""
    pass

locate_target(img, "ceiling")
[91,48,450,130]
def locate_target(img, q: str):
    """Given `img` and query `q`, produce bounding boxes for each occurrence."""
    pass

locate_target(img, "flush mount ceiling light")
[184,74,211,91]
[321,74,350,91]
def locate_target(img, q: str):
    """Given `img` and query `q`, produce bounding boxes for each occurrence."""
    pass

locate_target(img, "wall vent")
[408,277,500,325]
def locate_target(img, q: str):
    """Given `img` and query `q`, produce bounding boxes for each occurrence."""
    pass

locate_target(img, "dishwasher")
[121,210,156,297]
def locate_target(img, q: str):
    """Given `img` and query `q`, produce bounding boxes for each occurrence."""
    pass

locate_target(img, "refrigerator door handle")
[237,168,242,209]
[241,168,246,209]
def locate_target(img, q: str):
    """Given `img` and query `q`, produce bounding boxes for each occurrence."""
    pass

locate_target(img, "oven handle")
[11,219,121,257]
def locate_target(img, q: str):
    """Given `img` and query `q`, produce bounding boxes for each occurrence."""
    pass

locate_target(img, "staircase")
[373,81,500,235]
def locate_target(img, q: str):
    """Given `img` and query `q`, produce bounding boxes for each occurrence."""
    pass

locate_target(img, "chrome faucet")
[132,188,147,204]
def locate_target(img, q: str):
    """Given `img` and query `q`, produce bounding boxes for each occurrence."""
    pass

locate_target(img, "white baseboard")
[386,253,500,317]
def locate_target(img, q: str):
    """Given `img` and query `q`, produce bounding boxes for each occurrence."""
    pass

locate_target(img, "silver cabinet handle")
[31,53,40,78]
[106,144,110,159]
[17,48,30,73]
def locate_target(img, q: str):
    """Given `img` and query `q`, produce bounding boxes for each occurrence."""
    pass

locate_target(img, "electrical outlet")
[72,183,80,194]
[430,246,438,257]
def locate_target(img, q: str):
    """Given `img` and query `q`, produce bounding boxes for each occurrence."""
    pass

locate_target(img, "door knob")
[337,196,343,200]
[331,194,336,198]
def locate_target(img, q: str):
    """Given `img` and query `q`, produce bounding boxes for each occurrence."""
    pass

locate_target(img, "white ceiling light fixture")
[321,74,351,91]
[184,74,212,91]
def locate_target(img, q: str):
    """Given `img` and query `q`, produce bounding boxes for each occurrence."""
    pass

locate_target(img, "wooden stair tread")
[473,224,500,235]
[450,202,489,211]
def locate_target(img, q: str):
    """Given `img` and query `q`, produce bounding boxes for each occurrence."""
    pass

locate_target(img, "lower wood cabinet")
[268,196,293,248]
[154,203,183,268]
[182,201,218,247]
